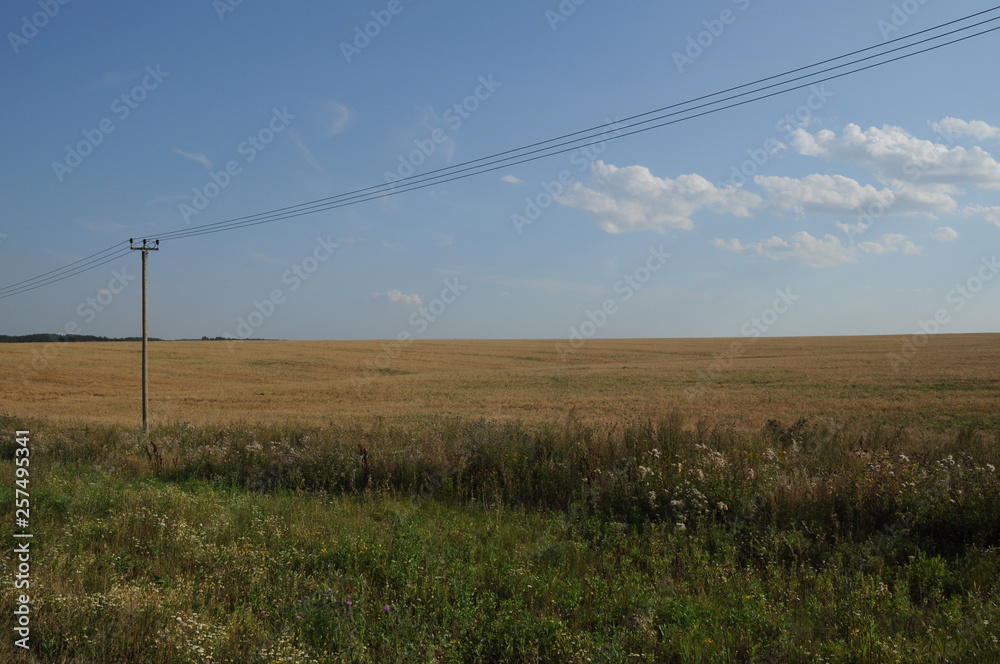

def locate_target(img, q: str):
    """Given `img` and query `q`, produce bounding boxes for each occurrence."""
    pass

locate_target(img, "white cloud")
[756,174,897,216]
[289,133,323,173]
[323,102,353,136]
[964,205,1000,227]
[550,123,1000,235]
[790,123,1000,194]
[372,290,422,306]
[712,238,744,253]
[717,228,925,267]
[930,226,960,242]
[502,175,523,185]
[557,161,761,233]
[857,233,921,256]
[713,231,857,268]
[932,117,1000,141]
[174,148,212,168]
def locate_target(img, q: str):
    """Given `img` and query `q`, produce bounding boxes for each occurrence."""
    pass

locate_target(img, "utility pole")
[130,238,159,434]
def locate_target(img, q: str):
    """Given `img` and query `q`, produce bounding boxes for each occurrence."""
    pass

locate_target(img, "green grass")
[1,413,999,662]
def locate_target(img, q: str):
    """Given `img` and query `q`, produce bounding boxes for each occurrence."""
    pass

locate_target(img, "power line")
[0,245,133,300]
[0,242,128,296]
[1,7,998,297]
[154,9,1000,242]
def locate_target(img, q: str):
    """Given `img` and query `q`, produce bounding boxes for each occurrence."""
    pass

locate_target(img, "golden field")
[2,333,997,431]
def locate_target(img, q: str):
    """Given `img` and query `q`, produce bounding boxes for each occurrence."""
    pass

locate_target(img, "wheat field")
[2,334,998,431]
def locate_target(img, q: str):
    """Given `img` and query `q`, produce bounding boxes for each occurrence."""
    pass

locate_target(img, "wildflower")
[638,465,651,479]
[675,522,686,532]
[383,605,391,612]
[649,448,661,459]
[717,502,728,512]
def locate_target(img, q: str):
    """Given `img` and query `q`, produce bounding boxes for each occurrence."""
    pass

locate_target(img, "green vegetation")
[2,413,998,662]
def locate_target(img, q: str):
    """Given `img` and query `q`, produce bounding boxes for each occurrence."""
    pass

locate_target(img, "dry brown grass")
[1,333,997,431]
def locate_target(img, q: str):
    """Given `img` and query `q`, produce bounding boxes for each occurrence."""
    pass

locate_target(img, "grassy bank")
[1,413,998,662]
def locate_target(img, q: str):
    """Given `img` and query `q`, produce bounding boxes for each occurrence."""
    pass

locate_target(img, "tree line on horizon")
[0,334,162,343]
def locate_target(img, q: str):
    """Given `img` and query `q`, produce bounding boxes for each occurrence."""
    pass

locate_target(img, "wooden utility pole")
[130,239,159,434]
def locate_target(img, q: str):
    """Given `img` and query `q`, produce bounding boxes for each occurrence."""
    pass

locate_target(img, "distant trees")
[0,334,156,343]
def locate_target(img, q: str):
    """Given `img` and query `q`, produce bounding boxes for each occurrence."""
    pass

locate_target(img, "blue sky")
[1,0,998,342]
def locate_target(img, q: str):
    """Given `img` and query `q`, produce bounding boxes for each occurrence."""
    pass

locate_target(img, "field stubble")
[1,334,998,431]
